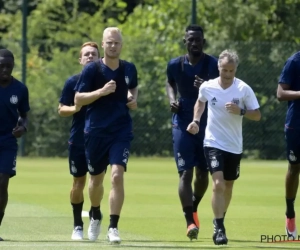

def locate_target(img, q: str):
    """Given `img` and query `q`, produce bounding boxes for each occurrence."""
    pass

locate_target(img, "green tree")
[0,0,299,158]
[118,0,300,158]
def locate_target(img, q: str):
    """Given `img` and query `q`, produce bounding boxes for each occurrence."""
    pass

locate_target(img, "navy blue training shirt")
[59,74,86,146]
[279,51,300,130]
[74,59,138,137]
[167,54,219,131]
[0,77,30,141]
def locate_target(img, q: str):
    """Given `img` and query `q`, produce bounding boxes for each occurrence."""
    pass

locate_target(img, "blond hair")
[80,42,99,57]
[218,49,239,67]
[102,27,123,41]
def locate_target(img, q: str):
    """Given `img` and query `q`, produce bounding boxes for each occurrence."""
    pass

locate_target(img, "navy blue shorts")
[0,136,18,178]
[68,144,88,178]
[172,127,208,173]
[285,128,300,165]
[84,133,133,175]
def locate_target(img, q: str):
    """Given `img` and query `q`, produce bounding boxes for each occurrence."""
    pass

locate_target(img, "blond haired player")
[74,28,138,243]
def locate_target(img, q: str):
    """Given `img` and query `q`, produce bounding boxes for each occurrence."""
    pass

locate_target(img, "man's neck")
[102,57,119,70]
[187,52,204,66]
[0,77,12,87]
[218,77,234,90]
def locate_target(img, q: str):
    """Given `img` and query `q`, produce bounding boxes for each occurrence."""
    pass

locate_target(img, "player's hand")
[12,126,26,138]
[225,102,240,115]
[186,121,199,135]
[100,80,116,96]
[194,75,205,88]
[127,96,137,110]
[170,101,179,113]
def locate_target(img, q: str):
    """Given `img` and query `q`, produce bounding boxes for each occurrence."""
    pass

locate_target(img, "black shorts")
[204,147,242,181]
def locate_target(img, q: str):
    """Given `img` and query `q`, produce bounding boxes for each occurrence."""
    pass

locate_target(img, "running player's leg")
[173,127,198,240]
[284,128,300,239]
[204,146,227,245]
[222,150,241,220]
[106,135,132,244]
[0,145,17,241]
[193,131,209,229]
[213,150,242,245]
[69,144,88,240]
[85,135,108,241]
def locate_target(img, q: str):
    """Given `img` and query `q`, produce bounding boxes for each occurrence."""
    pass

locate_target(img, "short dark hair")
[185,25,204,36]
[0,49,14,60]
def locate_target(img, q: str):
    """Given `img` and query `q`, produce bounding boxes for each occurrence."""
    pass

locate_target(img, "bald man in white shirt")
[187,49,261,245]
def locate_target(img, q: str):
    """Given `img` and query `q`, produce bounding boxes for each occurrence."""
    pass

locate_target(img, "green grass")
[1,157,299,249]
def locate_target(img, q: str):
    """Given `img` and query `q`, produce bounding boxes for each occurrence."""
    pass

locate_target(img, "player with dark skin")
[0,49,29,241]
[166,25,219,240]
[277,51,300,239]
[172,28,209,210]
[169,35,206,111]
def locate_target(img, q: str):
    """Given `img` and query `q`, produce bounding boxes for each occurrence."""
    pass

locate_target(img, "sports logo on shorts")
[71,161,77,174]
[289,150,297,162]
[177,153,185,167]
[210,156,219,168]
[12,156,16,171]
[87,161,94,172]
[123,148,129,158]
[236,165,240,176]
[123,148,130,164]
[125,76,129,85]
[10,95,18,104]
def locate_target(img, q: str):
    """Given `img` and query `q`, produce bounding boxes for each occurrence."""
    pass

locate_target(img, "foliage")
[0,0,299,158]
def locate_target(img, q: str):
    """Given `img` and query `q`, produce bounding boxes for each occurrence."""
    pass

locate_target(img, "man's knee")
[73,176,86,191]
[89,172,105,188]
[111,165,124,186]
[224,181,234,192]
[213,181,225,193]
[179,169,193,183]
[212,172,225,193]
[195,168,208,181]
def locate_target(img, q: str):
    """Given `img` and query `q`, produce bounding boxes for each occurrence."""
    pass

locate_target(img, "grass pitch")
[0,157,299,249]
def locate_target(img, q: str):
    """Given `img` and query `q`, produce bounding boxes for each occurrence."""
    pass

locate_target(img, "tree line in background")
[0,0,299,159]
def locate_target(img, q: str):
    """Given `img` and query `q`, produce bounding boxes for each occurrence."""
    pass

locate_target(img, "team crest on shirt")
[10,95,18,104]
[232,98,240,105]
[125,76,129,84]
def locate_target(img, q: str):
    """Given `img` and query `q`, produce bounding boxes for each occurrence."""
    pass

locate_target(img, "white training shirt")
[198,77,260,154]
